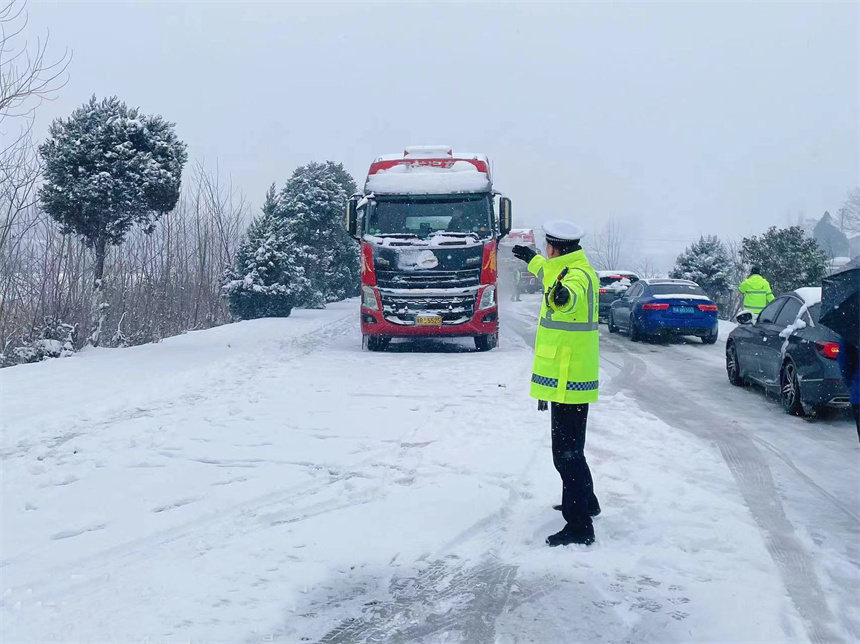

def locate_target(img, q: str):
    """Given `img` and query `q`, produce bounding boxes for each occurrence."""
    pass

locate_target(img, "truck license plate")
[416,315,442,326]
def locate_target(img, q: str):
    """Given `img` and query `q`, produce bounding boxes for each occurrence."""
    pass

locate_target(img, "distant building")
[813,211,849,258]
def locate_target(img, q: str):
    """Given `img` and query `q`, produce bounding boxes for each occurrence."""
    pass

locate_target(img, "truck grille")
[376,268,481,290]
[380,291,477,326]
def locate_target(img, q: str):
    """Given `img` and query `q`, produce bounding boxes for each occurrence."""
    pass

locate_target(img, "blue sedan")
[608,278,720,344]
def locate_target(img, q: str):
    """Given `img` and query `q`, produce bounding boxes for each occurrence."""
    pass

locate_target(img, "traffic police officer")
[512,221,600,547]
[738,265,775,318]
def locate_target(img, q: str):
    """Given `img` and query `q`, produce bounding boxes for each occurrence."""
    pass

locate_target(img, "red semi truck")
[346,146,512,351]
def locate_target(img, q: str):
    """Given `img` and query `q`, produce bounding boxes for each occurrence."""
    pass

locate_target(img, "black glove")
[538,400,548,412]
[512,245,537,263]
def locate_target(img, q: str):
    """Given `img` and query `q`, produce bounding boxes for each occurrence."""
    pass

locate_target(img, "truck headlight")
[362,286,379,311]
[478,285,496,310]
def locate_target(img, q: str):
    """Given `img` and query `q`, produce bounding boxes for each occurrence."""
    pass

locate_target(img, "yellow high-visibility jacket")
[738,274,774,313]
[527,250,599,404]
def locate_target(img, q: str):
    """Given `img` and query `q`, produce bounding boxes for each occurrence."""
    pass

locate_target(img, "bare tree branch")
[0,0,71,119]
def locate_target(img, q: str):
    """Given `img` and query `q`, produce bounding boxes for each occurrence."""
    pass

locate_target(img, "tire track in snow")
[309,323,544,644]
[602,335,846,644]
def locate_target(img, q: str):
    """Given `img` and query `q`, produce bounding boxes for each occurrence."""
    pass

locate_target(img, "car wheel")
[702,328,719,345]
[629,315,642,342]
[780,361,805,416]
[726,343,744,386]
[608,313,618,333]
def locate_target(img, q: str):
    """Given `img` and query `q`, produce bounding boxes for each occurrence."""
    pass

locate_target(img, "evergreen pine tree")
[276,162,359,308]
[741,226,828,295]
[669,235,733,304]
[38,95,187,345]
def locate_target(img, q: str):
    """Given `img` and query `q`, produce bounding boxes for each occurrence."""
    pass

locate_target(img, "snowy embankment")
[1,298,813,642]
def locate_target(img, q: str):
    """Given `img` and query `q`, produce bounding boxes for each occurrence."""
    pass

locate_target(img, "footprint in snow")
[152,497,200,513]
[50,524,106,540]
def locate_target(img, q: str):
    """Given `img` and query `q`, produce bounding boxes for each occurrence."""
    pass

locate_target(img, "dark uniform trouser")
[551,402,599,529]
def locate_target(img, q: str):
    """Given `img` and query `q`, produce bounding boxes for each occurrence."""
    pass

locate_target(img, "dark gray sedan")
[725,287,851,416]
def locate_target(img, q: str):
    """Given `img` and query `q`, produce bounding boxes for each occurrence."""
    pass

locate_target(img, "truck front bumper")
[360,285,499,338]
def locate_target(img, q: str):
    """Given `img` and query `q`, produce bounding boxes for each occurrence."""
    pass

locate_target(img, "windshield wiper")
[373,232,419,239]
[427,231,480,239]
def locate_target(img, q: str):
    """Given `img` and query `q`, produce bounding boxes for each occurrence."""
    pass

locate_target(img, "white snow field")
[2,297,858,643]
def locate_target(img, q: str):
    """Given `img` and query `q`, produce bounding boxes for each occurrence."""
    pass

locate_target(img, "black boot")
[546,523,595,547]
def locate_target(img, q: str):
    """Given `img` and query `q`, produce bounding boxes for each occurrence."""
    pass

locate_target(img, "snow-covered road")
[2,296,857,643]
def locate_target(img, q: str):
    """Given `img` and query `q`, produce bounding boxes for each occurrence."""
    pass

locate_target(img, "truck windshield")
[367,195,493,238]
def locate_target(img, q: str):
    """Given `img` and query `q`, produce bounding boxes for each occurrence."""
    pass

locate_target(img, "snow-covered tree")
[669,235,732,304]
[38,95,187,345]
[275,161,359,308]
[741,226,828,295]
[223,161,359,318]
[222,213,308,319]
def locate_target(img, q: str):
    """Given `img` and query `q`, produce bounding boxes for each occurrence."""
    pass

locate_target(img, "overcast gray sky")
[22,1,860,267]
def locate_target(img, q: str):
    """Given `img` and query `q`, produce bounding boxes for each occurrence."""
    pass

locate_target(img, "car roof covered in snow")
[642,278,697,285]
[791,287,821,307]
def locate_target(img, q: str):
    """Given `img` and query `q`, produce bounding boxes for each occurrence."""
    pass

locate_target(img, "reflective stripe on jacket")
[526,249,599,404]
[738,274,775,312]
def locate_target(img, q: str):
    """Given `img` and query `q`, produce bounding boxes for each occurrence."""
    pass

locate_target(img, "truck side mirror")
[499,197,512,238]
[346,196,359,239]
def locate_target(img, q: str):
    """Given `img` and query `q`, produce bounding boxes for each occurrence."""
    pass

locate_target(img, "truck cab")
[347,146,512,351]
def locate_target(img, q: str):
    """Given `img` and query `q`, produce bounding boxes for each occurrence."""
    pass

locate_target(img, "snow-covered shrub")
[223,213,305,319]
[1,317,78,367]
[670,235,732,311]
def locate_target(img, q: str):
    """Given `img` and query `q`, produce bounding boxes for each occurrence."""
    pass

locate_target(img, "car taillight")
[641,303,670,311]
[816,341,840,360]
[698,304,719,312]
[599,288,607,294]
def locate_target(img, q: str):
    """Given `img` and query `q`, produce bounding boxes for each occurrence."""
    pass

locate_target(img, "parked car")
[609,278,719,343]
[597,271,639,322]
[725,287,851,416]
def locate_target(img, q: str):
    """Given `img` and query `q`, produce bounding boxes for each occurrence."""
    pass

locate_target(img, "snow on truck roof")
[365,146,492,195]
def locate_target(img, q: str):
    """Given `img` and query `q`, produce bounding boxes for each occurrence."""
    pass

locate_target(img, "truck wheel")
[363,335,389,352]
[475,333,497,352]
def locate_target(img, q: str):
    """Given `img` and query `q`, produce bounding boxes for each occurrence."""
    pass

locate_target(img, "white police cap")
[542,220,585,242]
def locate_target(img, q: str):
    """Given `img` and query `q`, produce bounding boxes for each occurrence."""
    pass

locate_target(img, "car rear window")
[649,283,706,297]
[599,275,637,287]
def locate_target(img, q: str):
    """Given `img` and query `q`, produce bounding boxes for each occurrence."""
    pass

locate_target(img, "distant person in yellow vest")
[512,220,600,547]
[738,265,775,318]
